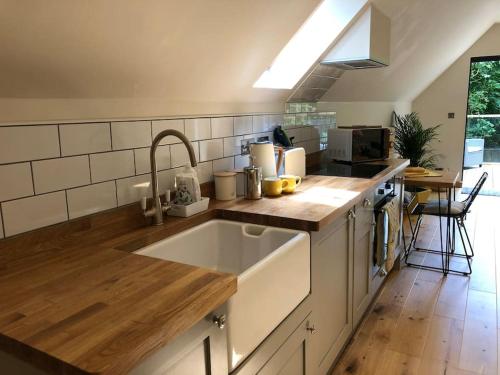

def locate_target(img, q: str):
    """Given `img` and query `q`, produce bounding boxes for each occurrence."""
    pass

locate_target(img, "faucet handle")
[140,196,147,211]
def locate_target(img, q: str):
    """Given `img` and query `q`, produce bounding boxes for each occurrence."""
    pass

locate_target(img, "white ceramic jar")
[214,171,237,201]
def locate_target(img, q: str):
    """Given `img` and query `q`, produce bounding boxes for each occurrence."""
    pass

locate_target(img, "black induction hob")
[309,161,389,179]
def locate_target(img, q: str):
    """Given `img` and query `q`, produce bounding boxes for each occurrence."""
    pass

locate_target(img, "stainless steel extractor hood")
[321,4,390,70]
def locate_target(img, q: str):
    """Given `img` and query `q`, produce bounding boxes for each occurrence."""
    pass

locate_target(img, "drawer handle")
[363,198,372,208]
[213,314,226,330]
[306,322,316,334]
[348,209,356,220]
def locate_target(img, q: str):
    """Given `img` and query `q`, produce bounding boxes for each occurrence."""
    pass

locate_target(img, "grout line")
[109,122,114,150]
[88,155,93,183]
[29,161,36,195]
[0,204,5,238]
[114,180,119,207]
[133,149,137,175]
[57,125,62,157]
[64,190,70,220]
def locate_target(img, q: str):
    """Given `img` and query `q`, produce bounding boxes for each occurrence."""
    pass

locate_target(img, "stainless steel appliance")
[327,127,390,163]
[244,165,262,200]
[371,177,403,277]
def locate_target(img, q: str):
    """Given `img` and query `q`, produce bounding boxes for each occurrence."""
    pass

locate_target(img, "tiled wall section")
[0,114,323,238]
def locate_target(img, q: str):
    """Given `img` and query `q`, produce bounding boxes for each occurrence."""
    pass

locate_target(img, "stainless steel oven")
[371,177,401,277]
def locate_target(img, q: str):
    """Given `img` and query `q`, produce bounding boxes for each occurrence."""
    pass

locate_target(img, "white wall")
[0,0,323,123]
[317,101,411,127]
[412,24,500,172]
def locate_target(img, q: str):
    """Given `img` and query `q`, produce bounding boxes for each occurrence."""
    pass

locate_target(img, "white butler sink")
[136,219,310,371]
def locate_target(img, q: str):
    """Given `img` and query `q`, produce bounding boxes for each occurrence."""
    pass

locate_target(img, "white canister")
[214,171,237,201]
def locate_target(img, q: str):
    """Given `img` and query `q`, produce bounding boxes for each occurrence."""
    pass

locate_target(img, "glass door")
[463,55,500,195]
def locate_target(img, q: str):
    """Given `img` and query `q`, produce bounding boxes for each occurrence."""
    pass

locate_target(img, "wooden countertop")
[405,169,462,189]
[217,158,410,231]
[0,158,409,375]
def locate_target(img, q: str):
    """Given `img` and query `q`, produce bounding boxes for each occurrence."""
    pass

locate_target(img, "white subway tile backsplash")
[269,114,284,127]
[252,115,271,133]
[0,163,34,201]
[152,119,185,145]
[0,126,60,164]
[199,139,223,162]
[234,116,253,135]
[171,142,200,168]
[0,112,305,238]
[90,150,135,183]
[116,174,152,206]
[67,181,117,219]
[234,154,250,169]
[60,123,111,156]
[158,168,180,191]
[196,162,213,184]
[1,191,68,237]
[134,146,170,174]
[111,121,152,150]
[223,136,243,157]
[213,157,234,172]
[211,117,233,138]
[185,118,211,141]
[32,156,90,194]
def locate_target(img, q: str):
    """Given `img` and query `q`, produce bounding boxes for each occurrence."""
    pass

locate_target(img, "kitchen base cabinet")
[353,193,375,328]
[131,307,228,375]
[232,296,312,375]
[352,228,373,328]
[310,212,354,375]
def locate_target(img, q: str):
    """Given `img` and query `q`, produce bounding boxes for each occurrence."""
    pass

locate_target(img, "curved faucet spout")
[149,129,198,225]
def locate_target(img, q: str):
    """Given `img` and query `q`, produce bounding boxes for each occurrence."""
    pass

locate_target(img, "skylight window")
[253,0,366,89]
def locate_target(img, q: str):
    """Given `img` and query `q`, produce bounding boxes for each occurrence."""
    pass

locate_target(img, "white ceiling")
[321,0,500,103]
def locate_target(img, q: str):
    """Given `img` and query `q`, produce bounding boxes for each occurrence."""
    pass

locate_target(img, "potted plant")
[393,112,441,168]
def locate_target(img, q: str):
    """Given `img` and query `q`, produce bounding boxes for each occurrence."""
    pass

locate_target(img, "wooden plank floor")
[332,195,500,374]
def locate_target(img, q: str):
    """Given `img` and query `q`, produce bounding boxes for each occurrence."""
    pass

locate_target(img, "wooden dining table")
[404,169,464,275]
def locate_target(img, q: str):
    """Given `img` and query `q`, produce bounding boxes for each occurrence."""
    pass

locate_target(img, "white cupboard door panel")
[353,227,372,327]
[311,214,354,374]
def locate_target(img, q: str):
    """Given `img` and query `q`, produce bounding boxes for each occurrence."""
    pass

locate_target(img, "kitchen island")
[0,158,409,375]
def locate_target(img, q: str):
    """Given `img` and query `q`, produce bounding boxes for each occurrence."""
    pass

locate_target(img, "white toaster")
[276,147,306,177]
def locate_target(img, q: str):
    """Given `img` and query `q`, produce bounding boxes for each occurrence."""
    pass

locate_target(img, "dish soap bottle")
[174,165,201,205]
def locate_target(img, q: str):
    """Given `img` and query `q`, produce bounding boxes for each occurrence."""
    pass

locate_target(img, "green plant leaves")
[393,112,441,169]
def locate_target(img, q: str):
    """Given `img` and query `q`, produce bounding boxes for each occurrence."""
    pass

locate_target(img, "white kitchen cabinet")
[352,191,375,328]
[232,296,313,375]
[310,211,354,375]
[130,307,228,375]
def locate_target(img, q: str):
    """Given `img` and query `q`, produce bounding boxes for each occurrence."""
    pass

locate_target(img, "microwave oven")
[327,127,390,163]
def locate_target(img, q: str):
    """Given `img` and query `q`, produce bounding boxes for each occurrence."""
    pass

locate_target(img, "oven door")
[351,128,390,163]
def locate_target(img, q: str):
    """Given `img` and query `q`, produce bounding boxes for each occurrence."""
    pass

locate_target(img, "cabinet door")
[232,297,312,375]
[258,314,313,375]
[130,310,228,375]
[311,212,354,375]
[353,195,375,327]
[352,229,373,327]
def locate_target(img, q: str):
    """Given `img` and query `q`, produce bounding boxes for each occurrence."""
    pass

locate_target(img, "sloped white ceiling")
[0,0,321,104]
[321,0,500,103]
